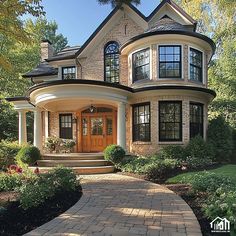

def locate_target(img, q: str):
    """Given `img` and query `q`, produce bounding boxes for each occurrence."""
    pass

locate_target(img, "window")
[104,41,120,83]
[159,101,182,141]
[132,48,150,82]
[190,103,203,138]
[159,45,181,78]
[133,103,150,142]
[59,114,73,139]
[190,48,203,82]
[62,66,76,80]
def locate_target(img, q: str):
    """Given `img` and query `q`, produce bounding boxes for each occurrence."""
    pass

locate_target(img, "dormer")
[147,0,197,32]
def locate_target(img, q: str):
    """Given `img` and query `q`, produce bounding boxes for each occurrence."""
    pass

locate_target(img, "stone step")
[37,159,111,167]
[29,166,115,175]
[42,153,104,160]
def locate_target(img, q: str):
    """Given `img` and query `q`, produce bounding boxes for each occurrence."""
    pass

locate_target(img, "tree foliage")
[0,0,44,70]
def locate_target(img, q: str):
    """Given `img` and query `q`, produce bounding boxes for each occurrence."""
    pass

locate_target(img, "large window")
[133,103,150,142]
[104,41,119,83]
[159,101,182,141]
[190,103,203,138]
[62,66,76,80]
[159,45,181,78]
[190,48,203,82]
[59,114,73,139]
[132,48,150,82]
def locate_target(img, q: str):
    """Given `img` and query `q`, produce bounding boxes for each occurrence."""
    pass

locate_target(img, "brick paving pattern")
[25,174,202,236]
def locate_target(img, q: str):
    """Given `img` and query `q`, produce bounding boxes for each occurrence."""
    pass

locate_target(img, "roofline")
[5,96,29,102]
[147,0,197,27]
[75,4,147,58]
[46,54,76,62]
[120,30,216,55]
[22,71,58,78]
[27,80,216,98]
[74,6,120,58]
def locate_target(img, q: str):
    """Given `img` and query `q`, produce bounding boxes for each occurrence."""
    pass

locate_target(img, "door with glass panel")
[81,108,116,152]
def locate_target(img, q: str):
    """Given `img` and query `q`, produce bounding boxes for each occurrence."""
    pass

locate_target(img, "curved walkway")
[25,174,201,236]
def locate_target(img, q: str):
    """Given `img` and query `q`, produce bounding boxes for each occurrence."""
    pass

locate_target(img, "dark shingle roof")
[145,16,191,33]
[46,45,80,62]
[22,61,58,78]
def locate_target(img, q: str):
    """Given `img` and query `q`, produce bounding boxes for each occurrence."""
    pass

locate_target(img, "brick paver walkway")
[25,174,202,236]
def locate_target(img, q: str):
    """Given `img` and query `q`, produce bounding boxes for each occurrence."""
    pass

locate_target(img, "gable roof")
[148,0,197,28]
[46,1,197,62]
[74,4,147,58]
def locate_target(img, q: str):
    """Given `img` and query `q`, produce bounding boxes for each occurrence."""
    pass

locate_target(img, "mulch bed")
[0,186,82,236]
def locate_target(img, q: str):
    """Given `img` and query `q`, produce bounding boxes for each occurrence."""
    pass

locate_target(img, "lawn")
[166,164,236,184]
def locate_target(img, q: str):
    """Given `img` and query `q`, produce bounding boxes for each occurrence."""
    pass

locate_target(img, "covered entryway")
[78,106,117,152]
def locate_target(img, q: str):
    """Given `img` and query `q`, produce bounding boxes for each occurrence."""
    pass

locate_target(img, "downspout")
[76,58,83,80]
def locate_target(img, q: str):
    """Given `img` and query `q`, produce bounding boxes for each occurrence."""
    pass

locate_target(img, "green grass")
[166,164,236,184]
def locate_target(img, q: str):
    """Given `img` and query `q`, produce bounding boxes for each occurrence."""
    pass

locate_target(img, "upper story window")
[132,48,150,83]
[159,101,182,142]
[159,45,181,78]
[62,66,76,80]
[190,48,203,82]
[59,114,73,139]
[190,103,203,138]
[104,41,119,83]
[133,103,150,142]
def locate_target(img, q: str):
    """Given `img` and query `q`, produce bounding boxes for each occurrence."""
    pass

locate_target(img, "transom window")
[190,48,203,82]
[59,114,73,139]
[104,41,120,83]
[62,66,76,80]
[190,103,203,138]
[133,103,150,142]
[132,48,150,82]
[159,101,182,141]
[159,46,181,78]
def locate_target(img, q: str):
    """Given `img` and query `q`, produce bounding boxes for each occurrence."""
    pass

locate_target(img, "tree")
[97,0,140,8]
[0,0,44,70]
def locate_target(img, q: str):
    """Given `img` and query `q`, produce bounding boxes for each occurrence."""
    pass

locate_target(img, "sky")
[30,0,161,46]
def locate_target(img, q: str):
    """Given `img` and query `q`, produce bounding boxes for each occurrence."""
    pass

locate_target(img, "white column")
[18,110,27,145]
[44,111,49,139]
[117,102,126,151]
[34,109,42,150]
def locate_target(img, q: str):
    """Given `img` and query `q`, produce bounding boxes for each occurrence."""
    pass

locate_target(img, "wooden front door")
[79,109,116,152]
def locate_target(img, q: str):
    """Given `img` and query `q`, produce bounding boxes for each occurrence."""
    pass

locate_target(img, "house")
[7,0,216,156]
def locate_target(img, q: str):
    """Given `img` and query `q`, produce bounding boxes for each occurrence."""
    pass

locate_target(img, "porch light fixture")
[72,116,77,123]
[89,105,95,113]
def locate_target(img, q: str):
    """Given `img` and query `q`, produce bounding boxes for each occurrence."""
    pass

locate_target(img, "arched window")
[104,41,119,83]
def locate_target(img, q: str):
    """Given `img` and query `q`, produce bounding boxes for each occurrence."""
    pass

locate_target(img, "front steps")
[30,153,115,175]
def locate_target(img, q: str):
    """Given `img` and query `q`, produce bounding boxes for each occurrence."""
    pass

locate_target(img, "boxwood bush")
[16,145,41,165]
[0,173,23,192]
[104,145,125,164]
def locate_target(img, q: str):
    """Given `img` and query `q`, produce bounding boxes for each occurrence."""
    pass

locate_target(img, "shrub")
[0,140,21,170]
[45,136,61,153]
[45,137,76,153]
[203,188,236,233]
[185,136,214,169]
[188,172,234,193]
[16,145,41,165]
[0,173,23,192]
[207,116,233,162]
[231,129,236,163]
[19,167,78,209]
[145,159,179,181]
[104,145,125,164]
[160,145,185,161]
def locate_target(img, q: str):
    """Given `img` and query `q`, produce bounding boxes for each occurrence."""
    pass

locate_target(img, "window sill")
[132,141,152,145]
[158,78,183,80]
[158,141,184,145]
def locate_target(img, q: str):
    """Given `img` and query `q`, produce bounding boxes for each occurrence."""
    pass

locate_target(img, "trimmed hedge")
[16,145,41,165]
[104,145,125,164]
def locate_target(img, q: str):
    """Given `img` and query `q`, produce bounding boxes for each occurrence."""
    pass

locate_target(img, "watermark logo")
[210,217,230,233]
